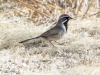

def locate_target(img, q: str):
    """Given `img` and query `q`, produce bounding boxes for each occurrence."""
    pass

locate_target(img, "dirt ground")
[0,9,100,75]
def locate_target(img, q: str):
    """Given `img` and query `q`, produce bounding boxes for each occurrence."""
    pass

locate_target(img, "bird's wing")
[40,26,61,37]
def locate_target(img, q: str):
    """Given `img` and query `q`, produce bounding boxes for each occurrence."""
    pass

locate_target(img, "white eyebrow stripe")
[62,19,67,23]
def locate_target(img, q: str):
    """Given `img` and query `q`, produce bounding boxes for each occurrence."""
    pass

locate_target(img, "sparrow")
[19,14,72,46]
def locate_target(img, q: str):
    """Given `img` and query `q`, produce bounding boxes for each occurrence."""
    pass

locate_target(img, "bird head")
[58,14,72,24]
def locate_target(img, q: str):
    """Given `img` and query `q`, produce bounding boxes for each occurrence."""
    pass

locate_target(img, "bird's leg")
[40,38,43,47]
[49,40,56,47]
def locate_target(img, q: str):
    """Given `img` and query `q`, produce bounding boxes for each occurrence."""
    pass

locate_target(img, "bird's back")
[40,23,66,40]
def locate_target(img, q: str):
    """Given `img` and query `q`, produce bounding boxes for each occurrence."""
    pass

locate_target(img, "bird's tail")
[19,36,40,43]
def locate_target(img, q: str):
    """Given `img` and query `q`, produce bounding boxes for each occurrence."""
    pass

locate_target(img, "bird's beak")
[69,17,73,19]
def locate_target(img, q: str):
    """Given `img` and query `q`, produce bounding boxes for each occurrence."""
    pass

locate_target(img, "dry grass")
[0,9,100,75]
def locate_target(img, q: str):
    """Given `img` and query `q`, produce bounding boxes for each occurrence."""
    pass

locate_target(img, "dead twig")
[89,11,100,16]
[76,0,84,15]
[82,0,95,18]
[17,0,49,17]
[34,0,61,10]
[68,0,72,6]
[31,0,51,16]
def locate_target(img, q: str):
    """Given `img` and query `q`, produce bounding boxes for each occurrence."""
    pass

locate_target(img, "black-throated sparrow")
[19,14,72,46]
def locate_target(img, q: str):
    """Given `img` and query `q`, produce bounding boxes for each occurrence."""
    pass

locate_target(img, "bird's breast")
[61,24,66,36]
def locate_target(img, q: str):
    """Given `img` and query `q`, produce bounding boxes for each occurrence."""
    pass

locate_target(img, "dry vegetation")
[0,0,100,75]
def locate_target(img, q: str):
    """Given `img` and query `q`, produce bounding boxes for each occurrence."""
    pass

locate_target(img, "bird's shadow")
[20,40,48,49]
